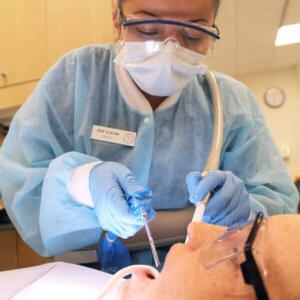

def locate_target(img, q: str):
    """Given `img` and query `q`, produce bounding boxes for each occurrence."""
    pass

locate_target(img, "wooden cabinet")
[0,0,114,110]
[0,198,53,271]
[0,229,18,271]
[0,81,38,110]
[0,228,53,271]
[16,234,54,269]
[0,0,47,88]
[46,0,114,67]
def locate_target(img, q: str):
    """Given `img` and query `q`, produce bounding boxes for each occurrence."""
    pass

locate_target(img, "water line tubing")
[191,70,223,223]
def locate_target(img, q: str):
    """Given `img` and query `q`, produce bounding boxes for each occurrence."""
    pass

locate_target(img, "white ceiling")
[207,0,300,76]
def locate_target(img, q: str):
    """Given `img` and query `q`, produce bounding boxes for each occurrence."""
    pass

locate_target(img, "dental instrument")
[142,209,161,268]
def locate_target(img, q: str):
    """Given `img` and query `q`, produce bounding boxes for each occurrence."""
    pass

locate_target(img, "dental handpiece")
[142,209,161,268]
[192,171,211,223]
[186,173,211,243]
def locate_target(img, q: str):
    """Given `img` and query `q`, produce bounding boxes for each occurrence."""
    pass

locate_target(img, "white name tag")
[91,125,136,147]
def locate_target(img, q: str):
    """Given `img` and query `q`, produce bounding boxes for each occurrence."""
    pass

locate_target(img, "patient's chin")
[187,222,226,250]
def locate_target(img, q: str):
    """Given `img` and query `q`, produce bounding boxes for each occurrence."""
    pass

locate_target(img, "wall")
[237,65,300,179]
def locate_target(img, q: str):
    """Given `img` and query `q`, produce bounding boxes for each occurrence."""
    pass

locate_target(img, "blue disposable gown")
[0,45,298,257]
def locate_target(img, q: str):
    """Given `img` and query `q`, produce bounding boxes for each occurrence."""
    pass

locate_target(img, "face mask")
[114,41,207,97]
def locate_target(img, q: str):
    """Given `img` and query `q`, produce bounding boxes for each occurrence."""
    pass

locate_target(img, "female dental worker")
[0,0,298,268]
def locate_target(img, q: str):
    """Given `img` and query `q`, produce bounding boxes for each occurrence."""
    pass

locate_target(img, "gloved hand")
[89,162,155,238]
[186,170,250,227]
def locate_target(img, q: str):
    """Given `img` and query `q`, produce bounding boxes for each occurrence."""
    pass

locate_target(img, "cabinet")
[0,0,47,88]
[0,81,38,110]
[0,0,46,109]
[0,227,54,271]
[46,0,114,67]
[0,0,114,110]
[0,199,53,271]
[0,228,18,271]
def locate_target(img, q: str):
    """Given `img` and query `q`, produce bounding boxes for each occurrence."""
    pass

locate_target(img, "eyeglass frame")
[240,212,269,300]
[119,15,221,41]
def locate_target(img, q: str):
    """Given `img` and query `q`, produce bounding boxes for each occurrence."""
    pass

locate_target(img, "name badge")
[91,125,136,147]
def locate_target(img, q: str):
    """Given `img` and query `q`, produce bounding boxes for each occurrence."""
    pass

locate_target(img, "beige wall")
[237,65,300,179]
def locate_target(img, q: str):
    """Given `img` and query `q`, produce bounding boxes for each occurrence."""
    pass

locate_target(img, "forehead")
[122,0,215,23]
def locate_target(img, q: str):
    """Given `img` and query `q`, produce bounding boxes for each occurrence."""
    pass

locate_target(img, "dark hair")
[117,0,221,16]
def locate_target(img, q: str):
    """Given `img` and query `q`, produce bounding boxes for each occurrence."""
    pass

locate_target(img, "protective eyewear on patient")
[199,213,269,299]
[119,15,220,55]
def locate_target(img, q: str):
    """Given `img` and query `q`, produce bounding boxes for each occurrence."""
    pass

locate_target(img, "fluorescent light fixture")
[275,23,300,46]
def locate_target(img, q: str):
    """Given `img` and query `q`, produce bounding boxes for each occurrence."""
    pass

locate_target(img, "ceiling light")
[275,23,300,46]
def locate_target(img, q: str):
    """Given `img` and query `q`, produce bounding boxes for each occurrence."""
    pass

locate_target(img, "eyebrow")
[133,10,209,23]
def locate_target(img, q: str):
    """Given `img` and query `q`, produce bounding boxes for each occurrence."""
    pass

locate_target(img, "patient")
[115,214,300,300]
[2,214,299,299]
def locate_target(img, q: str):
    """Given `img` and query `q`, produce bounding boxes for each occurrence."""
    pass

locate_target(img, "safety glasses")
[240,212,269,300]
[199,212,269,299]
[118,14,220,55]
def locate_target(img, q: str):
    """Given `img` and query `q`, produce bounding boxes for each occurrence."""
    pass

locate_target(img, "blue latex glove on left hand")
[90,162,155,239]
[186,170,250,227]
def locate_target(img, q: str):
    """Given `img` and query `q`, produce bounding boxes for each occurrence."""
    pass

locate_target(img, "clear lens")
[199,220,267,296]
[120,16,219,55]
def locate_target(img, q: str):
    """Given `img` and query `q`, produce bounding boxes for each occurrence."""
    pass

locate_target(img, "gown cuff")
[67,161,102,208]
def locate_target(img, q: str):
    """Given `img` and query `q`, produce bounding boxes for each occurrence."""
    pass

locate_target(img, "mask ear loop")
[113,7,126,52]
[206,24,219,58]
[116,8,122,26]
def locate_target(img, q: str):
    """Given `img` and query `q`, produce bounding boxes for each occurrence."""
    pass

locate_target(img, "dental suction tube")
[192,71,223,222]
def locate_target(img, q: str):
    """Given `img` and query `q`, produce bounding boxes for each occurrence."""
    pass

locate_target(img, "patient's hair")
[117,0,221,16]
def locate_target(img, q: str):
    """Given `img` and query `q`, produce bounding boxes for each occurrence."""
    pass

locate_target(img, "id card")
[91,125,136,147]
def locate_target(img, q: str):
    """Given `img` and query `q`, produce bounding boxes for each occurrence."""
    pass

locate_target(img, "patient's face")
[117,223,250,300]
[117,215,300,300]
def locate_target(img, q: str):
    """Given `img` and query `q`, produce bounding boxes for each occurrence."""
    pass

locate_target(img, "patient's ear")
[187,222,226,251]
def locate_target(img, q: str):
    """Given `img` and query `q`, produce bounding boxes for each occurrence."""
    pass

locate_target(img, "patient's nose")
[131,268,157,281]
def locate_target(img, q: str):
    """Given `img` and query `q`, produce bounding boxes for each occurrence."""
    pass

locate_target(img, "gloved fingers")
[98,204,144,239]
[118,173,148,196]
[204,173,236,215]
[110,195,145,227]
[115,221,144,239]
[128,192,154,219]
[116,173,155,220]
[204,185,250,226]
[95,185,144,225]
[186,171,202,195]
[203,193,226,224]
[90,161,155,239]
[211,202,250,227]
[105,182,155,236]
[189,170,227,205]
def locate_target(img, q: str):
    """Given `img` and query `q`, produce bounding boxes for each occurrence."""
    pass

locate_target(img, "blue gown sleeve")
[220,85,299,215]
[0,53,102,256]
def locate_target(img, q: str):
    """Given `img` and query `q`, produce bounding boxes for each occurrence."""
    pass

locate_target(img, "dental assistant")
[0,0,298,266]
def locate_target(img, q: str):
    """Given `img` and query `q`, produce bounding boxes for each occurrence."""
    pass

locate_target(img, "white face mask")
[114,41,207,97]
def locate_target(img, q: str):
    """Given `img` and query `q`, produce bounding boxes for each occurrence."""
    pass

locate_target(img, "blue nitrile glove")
[186,170,250,227]
[96,189,154,273]
[89,162,155,239]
